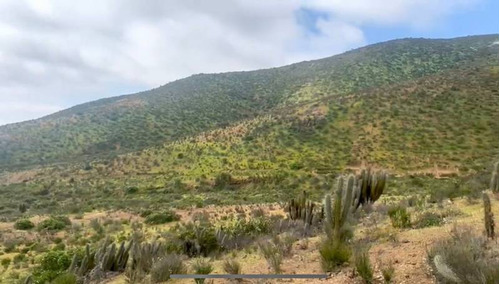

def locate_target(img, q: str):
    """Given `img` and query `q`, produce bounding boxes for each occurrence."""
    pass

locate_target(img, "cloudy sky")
[0,0,498,125]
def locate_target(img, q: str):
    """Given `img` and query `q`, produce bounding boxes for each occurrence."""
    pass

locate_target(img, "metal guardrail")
[171,274,328,279]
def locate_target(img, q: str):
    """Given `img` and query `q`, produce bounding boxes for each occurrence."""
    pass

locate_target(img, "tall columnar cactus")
[69,243,96,276]
[286,191,317,225]
[69,240,132,279]
[356,168,387,209]
[483,193,495,239]
[323,175,359,241]
[490,162,498,193]
[128,241,163,273]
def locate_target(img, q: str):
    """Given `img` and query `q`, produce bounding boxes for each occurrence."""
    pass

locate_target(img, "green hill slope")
[0,34,497,170]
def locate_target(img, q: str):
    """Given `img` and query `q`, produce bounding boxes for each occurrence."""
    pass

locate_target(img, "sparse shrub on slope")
[144,210,180,225]
[32,250,72,284]
[428,225,499,284]
[388,206,411,228]
[413,211,443,228]
[259,241,283,274]
[222,259,241,275]
[353,246,373,284]
[51,272,77,284]
[150,254,186,283]
[14,219,34,230]
[319,239,351,272]
[37,216,71,232]
[191,258,214,284]
[379,260,394,283]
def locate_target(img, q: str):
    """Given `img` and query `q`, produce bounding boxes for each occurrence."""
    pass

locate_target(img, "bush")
[353,247,373,284]
[125,186,139,194]
[32,250,72,283]
[222,259,241,275]
[413,212,443,228]
[39,250,71,272]
[51,272,77,284]
[214,172,232,189]
[14,219,34,230]
[13,253,26,264]
[276,233,296,257]
[150,254,186,283]
[428,226,499,284]
[1,258,11,269]
[37,216,71,232]
[388,206,411,228]
[379,261,394,283]
[259,242,283,274]
[145,210,180,225]
[319,239,351,272]
[191,258,214,284]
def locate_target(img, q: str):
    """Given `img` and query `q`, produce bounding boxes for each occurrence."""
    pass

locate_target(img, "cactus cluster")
[323,175,359,241]
[355,168,387,209]
[128,241,163,272]
[490,162,498,193]
[286,191,319,225]
[69,239,132,280]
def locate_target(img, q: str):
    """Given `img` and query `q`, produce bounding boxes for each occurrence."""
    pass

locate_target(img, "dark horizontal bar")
[171,274,328,279]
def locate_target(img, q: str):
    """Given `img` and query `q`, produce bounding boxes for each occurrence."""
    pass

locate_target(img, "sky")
[0,0,498,126]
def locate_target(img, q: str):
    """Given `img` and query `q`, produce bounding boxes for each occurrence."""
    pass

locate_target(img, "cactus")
[483,193,495,239]
[286,191,318,225]
[323,175,358,241]
[69,240,131,280]
[356,168,387,208]
[490,162,498,193]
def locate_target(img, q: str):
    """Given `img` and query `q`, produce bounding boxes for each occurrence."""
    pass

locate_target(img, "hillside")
[0,34,498,170]
[0,34,498,284]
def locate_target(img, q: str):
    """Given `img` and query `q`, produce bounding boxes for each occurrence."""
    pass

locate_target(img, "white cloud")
[0,0,484,125]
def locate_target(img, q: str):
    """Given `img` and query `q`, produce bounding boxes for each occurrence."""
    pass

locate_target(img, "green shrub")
[12,253,26,264]
[259,242,282,274]
[14,219,35,230]
[413,212,443,228]
[140,209,153,217]
[191,258,214,284]
[1,258,11,269]
[51,272,77,284]
[37,216,71,232]
[388,206,411,228]
[353,247,373,284]
[32,250,72,283]
[39,250,71,271]
[319,239,351,272]
[145,210,180,225]
[125,186,139,194]
[214,172,232,189]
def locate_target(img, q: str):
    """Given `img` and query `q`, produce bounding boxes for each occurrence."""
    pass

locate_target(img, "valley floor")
[0,193,497,284]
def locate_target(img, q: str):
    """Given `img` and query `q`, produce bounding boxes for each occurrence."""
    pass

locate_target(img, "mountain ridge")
[6,33,497,125]
[0,34,498,171]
